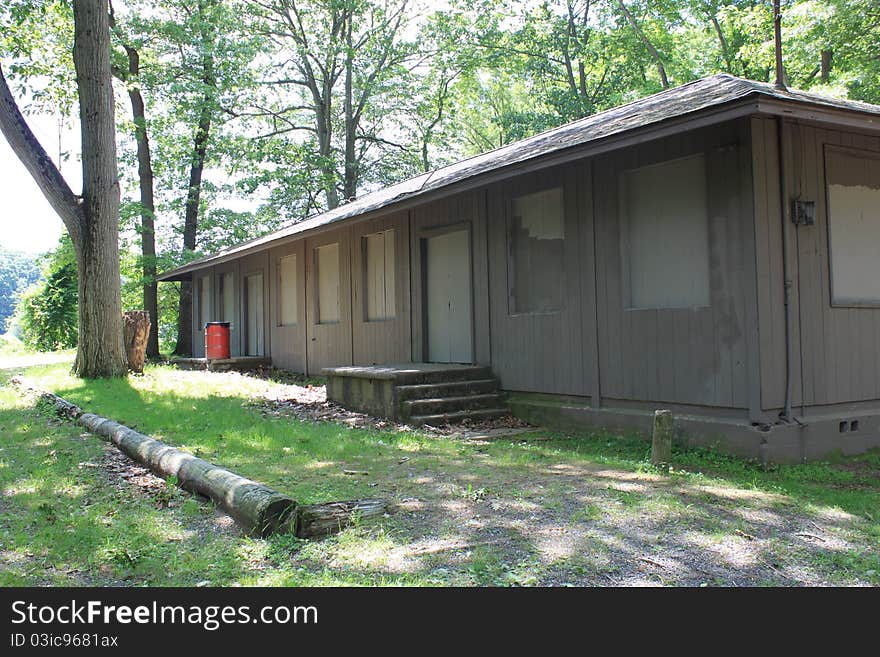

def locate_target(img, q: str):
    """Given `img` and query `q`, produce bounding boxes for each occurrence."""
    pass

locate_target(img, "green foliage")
[13,236,77,352]
[0,247,41,333]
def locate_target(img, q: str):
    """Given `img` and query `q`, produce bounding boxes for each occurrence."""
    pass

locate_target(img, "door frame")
[242,269,265,356]
[418,221,475,363]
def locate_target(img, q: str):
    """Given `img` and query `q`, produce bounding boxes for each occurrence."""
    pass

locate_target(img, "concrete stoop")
[322,363,508,425]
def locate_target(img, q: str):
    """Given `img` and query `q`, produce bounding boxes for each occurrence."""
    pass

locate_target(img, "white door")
[426,229,473,363]
[245,273,264,356]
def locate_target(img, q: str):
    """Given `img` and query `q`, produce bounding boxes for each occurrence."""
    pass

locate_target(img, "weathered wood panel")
[305,227,353,373]
[190,265,214,358]
[268,240,307,373]
[791,123,880,406]
[350,211,411,366]
[410,190,490,365]
[594,120,754,408]
[486,162,590,395]
[238,251,271,358]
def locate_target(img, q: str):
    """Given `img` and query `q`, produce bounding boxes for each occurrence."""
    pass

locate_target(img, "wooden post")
[651,409,673,466]
[123,310,151,374]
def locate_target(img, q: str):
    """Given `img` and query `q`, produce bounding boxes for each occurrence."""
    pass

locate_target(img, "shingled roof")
[159,73,880,280]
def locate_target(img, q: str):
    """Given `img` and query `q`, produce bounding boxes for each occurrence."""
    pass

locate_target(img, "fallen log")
[92,417,295,537]
[37,391,83,421]
[14,379,391,539]
[292,499,388,539]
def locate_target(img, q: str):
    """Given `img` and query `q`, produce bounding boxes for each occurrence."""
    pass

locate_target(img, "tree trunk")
[123,310,150,373]
[113,41,160,360]
[173,37,215,357]
[126,51,160,360]
[71,1,127,377]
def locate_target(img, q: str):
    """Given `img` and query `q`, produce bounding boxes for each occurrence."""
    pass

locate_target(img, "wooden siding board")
[305,228,353,373]
[486,164,590,395]
[793,124,880,405]
[268,241,307,373]
[351,212,411,366]
[595,120,751,408]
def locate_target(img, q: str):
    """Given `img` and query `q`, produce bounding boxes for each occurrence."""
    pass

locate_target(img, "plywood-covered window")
[315,243,340,324]
[620,153,710,309]
[219,272,234,324]
[508,187,565,314]
[363,229,396,321]
[827,148,880,305]
[197,275,211,330]
[278,254,298,325]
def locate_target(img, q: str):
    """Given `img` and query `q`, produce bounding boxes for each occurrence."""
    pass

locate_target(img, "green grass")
[2,361,879,586]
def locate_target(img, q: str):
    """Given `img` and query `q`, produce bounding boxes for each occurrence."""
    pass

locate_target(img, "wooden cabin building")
[159,75,880,462]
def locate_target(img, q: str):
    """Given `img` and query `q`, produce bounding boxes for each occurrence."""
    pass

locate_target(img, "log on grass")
[82,416,295,537]
[292,499,389,539]
[123,310,151,374]
[37,391,83,420]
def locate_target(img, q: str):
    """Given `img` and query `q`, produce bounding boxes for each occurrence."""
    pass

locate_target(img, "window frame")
[277,253,299,327]
[362,228,397,323]
[619,152,711,311]
[825,145,880,309]
[313,242,341,325]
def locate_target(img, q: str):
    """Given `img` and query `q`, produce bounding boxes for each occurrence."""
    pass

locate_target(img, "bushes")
[15,262,78,351]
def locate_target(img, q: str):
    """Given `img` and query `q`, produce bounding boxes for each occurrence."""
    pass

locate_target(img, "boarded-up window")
[364,229,396,321]
[827,148,880,305]
[278,254,298,325]
[620,153,710,309]
[508,187,565,314]
[315,243,340,324]
[219,272,234,323]
[198,275,211,330]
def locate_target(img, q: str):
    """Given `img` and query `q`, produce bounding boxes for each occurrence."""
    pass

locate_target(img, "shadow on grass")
[7,363,879,586]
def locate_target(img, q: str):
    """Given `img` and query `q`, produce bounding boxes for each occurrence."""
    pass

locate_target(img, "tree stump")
[123,310,151,374]
[651,409,674,466]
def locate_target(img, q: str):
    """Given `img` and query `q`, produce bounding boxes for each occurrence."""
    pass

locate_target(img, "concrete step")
[392,366,493,385]
[401,393,506,418]
[396,379,499,401]
[408,407,510,426]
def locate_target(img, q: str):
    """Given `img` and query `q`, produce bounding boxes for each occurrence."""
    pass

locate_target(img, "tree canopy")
[2,0,877,354]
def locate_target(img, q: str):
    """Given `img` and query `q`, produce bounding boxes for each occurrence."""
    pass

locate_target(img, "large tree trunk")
[0,0,126,379]
[71,0,126,377]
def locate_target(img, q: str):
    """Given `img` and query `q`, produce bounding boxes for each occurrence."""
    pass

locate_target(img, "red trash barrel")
[205,321,231,360]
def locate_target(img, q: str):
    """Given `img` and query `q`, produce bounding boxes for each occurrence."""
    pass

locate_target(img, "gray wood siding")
[190,267,212,358]
[350,211,412,365]
[238,251,270,357]
[487,162,592,395]
[410,190,490,365]
[269,241,307,373]
[305,227,353,373]
[594,121,754,408]
[789,123,880,406]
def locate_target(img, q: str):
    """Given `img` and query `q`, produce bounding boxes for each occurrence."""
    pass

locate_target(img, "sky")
[0,110,75,255]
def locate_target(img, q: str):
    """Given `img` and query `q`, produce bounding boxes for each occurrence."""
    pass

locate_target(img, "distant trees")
[0,248,41,332]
